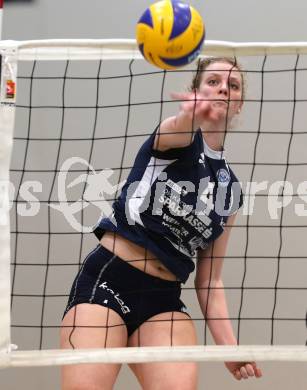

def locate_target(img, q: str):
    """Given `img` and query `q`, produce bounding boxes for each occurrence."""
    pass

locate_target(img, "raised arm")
[195,213,262,381]
[153,91,220,152]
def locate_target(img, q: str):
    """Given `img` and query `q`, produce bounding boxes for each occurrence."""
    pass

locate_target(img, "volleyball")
[136,0,205,70]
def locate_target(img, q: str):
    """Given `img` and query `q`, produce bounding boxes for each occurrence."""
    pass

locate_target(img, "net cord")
[1,346,307,368]
[1,39,307,61]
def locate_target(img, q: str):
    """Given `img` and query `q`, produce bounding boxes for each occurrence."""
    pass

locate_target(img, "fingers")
[251,362,263,378]
[246,363,256,376]
[170,91,193,101]
[233,368,242,380]
[233,362,262,381]
[234,365,249,380]
[170,91,224,126]
[170,91,210,116]
[255,367,263,378]
[170,91,206,102]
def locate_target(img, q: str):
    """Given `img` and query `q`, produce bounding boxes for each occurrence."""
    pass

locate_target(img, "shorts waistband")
[97,244,181,288]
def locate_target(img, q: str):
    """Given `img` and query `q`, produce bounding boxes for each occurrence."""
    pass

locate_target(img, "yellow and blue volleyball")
[136,0,205,70]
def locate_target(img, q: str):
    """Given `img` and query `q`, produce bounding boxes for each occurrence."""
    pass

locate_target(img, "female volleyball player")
[61,57,262,390]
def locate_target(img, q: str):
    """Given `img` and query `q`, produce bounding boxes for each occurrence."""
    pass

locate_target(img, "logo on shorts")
[217,168,230,187]
[99,281,130,314]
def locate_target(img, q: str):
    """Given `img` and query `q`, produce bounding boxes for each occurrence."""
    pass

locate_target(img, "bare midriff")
[100,231,177,281]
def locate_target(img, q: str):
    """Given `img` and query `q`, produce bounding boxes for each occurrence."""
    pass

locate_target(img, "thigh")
[128,311,198,390]
[61,303,128,390]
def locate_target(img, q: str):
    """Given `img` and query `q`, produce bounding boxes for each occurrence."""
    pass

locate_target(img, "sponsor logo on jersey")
[217,168,230,187]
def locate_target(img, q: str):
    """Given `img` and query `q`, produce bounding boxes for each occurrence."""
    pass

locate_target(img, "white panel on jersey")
[127,157,176,225]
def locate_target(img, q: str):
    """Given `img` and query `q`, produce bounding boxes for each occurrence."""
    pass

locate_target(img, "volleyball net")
[0,39,307,367]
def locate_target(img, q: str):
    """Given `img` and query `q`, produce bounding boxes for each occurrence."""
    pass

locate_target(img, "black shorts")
[64,244,189,337]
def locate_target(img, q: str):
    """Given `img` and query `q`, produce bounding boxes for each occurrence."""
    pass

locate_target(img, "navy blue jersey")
[94,128,242,282]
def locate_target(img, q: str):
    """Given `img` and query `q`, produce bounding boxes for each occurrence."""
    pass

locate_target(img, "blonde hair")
[189,57,246,101]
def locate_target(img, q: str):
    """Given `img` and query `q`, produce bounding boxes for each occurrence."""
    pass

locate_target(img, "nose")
[219,81,229,96]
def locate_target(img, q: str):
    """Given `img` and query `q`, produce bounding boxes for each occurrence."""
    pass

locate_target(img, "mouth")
[213,100,229,108]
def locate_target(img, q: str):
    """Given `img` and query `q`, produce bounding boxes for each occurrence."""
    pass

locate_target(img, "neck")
[200,122,227,151]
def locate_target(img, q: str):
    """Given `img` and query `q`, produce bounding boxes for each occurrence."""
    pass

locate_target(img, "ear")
[237,101,243,114]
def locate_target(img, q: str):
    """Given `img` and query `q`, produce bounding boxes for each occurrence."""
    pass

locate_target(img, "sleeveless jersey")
[94,128,242,282]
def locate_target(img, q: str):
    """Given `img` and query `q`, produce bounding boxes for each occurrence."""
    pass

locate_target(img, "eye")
[230,82,240,90]
[208,79,218,86]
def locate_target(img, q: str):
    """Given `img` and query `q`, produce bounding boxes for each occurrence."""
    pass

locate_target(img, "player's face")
[198,61,243,120]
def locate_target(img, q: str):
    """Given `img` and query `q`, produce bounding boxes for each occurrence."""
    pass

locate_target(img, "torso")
[100,231,178,281]
[95,128,242,282]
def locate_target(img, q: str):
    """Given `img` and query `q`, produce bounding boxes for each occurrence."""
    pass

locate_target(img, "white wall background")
[1,1,307,390]
[3,0,307,42]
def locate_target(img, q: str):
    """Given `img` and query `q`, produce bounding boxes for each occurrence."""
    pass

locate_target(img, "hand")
[170,91,223,128]
[225,361,262,380]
